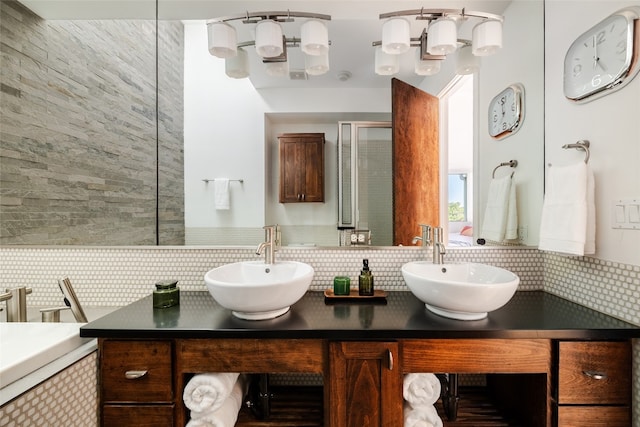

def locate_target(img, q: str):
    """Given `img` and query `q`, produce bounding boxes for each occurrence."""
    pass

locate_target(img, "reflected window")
[448,173,468,221]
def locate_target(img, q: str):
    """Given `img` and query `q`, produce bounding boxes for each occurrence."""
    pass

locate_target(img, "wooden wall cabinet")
[278,133,325,203]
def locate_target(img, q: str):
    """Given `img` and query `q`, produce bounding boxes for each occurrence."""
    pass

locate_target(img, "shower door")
[338,122,393,246]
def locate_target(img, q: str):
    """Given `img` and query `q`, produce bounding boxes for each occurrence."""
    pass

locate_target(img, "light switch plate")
[611,199,640,230]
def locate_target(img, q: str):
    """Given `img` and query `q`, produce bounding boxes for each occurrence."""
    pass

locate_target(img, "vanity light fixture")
[375,46,400,75]
[455,44,480,75]
[255,19,284,58]
[426,18,458,54]
[225,47,250,79]
[300,19,329,56]
[373,8,503,76]
[472,19,503,56]
[305,51,330,75]
[207,22,237,58]
[382,18,411,54]
[207,10,331,79]
[415,49,441,76]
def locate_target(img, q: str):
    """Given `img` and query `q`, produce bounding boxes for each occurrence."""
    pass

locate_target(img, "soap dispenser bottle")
[358,259,374,296]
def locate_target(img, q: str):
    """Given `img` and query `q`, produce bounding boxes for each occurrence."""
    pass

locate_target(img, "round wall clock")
[488,83,525,140]
[563,6,640,103]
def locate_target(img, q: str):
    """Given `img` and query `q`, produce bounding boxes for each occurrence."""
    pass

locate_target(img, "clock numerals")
[488,83,524,139]
[564,7,639,102]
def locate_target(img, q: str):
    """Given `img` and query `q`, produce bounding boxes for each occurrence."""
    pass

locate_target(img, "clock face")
[563,10,636,101]
[488,84,524,139]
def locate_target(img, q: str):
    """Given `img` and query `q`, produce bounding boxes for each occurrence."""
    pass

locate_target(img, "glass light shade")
[301,19,329,56]
[255,20,283,58]
[374,46,399,75]
[382,18,411,54]
[207,22,237,58]
[426,18,458,55]
[415,49,441,76]
[456,45,480,75]
[225,47,249,79]
[472,19,502,56]
[305,52,330,76]
[265,61,289,77]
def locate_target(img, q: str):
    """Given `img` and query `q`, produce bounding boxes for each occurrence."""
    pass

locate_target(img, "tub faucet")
[256,225,279,264]
[1,286,32,322]
[412,224,432,247]
[58,278,88,323]
[432,227,446,265]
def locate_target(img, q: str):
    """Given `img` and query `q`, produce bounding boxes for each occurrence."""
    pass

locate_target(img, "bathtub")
[0,307,117,405]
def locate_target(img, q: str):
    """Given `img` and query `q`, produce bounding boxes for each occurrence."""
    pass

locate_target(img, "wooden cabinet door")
[328,341,402,427]
[279,133,324,203]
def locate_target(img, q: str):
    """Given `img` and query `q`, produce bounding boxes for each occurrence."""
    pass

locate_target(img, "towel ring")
[562,140,590,163]
[492,160,518,178]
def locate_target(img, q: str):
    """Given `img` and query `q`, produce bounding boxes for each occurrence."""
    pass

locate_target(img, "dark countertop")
[80,290,640,340]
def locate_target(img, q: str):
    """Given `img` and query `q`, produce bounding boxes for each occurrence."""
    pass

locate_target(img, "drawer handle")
[387,349,394,371]
[125,370,148,380]
[583,370,607,380]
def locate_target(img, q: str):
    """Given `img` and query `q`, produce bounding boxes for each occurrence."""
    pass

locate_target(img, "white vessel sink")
[204,261,314,320]
[401,261,520,320]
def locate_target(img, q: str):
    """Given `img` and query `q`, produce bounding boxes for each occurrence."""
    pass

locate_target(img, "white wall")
[184,22,267,229]
[545,0,640,266]
[476,0,545,245]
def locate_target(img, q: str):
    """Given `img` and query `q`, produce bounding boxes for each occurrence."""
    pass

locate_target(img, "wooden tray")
[323,289,388,303]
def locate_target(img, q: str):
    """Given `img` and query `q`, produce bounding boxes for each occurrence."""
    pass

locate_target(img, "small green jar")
[153,279,180,308]
[333,276,351,295]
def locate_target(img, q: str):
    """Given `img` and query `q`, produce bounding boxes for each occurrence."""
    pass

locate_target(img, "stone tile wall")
[0,1,185,245]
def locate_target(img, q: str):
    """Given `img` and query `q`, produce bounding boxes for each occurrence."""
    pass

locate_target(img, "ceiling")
[17,0,512,89]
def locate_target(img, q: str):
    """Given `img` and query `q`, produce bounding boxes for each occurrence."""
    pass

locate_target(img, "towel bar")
[562,140,590,163]
[202,178,244,183]
[492,160,518,178]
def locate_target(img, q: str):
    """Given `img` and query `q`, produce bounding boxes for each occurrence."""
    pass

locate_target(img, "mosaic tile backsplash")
[0,246,638,425]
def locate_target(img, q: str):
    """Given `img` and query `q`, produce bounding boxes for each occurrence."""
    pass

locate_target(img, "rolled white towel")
[403,402,443,427]
[403,373,441,407]
[183,372,240,413]
[187,376,248,427]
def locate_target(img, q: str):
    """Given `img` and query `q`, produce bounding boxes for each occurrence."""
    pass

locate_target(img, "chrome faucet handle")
[58,278,88,323]
[418,224,433,246]
[4,286,32,322]
[0,291,12,303]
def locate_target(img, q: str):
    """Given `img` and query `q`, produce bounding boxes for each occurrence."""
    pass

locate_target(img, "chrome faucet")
[58,278,88,323]
[1,286,32,322]
[432,227,446,264]
[256,225,279,264]
[412,224,432,247]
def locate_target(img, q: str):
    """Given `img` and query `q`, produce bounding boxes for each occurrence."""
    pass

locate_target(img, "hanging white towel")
[403,373,441,407]
[403,402,443,427]
[538,162,595,256]
[480,175,518,243]
[214,179,230,210]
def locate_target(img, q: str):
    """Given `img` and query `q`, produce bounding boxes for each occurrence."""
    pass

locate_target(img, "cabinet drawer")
[103,404,174,427]
[558,341,630,405]
[557,406,630,427]
[101,340,173,403]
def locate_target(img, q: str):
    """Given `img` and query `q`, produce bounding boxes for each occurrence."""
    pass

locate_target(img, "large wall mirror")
[0,0,544,248]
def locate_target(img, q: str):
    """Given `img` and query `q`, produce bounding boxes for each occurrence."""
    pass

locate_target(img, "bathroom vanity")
[81,291,640,427]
